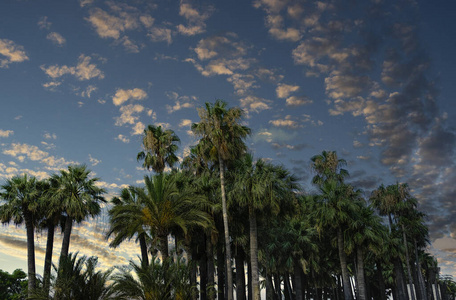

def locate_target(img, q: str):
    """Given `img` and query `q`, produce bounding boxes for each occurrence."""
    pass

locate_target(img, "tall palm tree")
[107,186,150,266]
[51,165,106,262]
[0,174,41,296]
[231,154,296,300]
[137,125,180,173]
[311,150,353,300]
[37,178,62,296]
[192,100,251,300]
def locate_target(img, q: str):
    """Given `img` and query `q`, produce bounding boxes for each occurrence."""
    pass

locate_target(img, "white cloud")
[41,54,104,81]
[81,85,98,98]
[116,134,130,143]
[38,16,51,30]
[177,1,213,36]
[88,154,101,166]
[46,32,66,46]
[269,115,301,129]
[0,130,14,138]
[132,122,145,135]
[147,27,172,44]
[285,96,313,106]
[239,96,271,113]
[86,7,138,39]
[0,39,29,68]
[79,0,94,7]
[115,104,144,126]
[179,119,192,128]
[112,88,147,106]
[42,81,61,91]
[43,132,57,140]
[276,83,299,98]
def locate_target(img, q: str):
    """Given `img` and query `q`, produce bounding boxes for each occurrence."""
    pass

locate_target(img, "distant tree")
[137,125,180,173]
[0,269,27,300]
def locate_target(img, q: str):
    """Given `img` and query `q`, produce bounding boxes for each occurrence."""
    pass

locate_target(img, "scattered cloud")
[112,88,147,106]
[43,132,57,140]
[285,96,313,106]
[276,83,299,98]
[0,130,14,138]
[88,154,101,166]
[81,85,98,98]
[269,115,301,129]
[46,32,66,46]
[41,54,104,81]
[115,134,130,143]
[38,16,52,30]
[177,1,213,36]
[0,39,29,68]
[115,104,144,126]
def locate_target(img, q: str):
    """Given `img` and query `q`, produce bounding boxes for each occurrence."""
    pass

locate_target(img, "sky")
[0,0,455,280]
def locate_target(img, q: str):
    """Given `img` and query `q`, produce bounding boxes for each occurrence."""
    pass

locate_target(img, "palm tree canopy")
[191,100,251,162]
[51,165,106,223]
[311,150,349,185]
[0,174,41,225]
[137,125,180,173]
[137,173,212,246]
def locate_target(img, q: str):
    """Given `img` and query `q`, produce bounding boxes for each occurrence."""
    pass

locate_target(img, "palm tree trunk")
[60,216,73,259]
[377,261,387,300]
[139,233,149,266]
[402,225,416,300]
[356,247,367,300]
[235,248,246,300]
[207,235,216,300]
[25,214,36,296]
[337,227,353,300]
[249,205,261,300]
[414,239,427,300]
[159,234,169,261]
[394,257,408,300]
[201,246,208,300]
[217,237,226,300]
[294,263,304,300]
[219,156,234,300]
[44,222,55,295]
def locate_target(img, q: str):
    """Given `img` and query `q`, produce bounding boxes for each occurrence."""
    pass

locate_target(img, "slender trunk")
[412,262,424,300]
[219,156,233,300]
[402,224,416,300]
[274,274,281,300]
[60,216,73,259]
[266,272,274,300]
[414,239,428,300]
[25,214,36,296]
[337,227,353,300]
[356,247,367,300]
[394,257,408,300]
[217,238,226,300]
[236,248,246,300]
[377,261,387,300]
[249,205,261,300]
[284,274,293,300]
[139,233,149,266]
[160,234,169,261]
[189,247,198,300]
[294,263,303,300]
[207,235,216,300]
[248,260,252,300]
[201,244,208,300]
[44,222,55,295]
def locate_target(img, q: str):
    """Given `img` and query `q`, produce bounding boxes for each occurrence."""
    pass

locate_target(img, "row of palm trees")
[0,100,455,299]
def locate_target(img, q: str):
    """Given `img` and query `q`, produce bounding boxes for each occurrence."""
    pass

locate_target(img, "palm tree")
[0,174,41,296]
[192,100,251,300]
[51,165,106,262]
[230,154,295,300]
[311,150,353,300]
[33,252,113,300]
[112,256,193,300]
[37,178,62,295]
[107,186,150,266]
[137,125,180,173]
[137,172,211,262]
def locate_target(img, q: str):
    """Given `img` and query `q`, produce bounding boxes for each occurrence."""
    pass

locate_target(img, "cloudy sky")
[1,0,455,278]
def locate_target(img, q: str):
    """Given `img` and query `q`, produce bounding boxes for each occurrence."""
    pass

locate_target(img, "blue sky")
[1,0,456,278]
